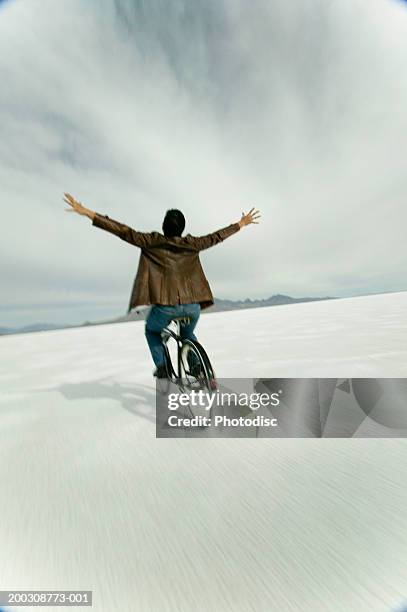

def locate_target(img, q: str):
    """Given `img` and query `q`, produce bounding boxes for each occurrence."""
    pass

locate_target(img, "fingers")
[63,192,83,215]
[241,207,261,225]
[239,207,261,226]
[63,193,75,207]
[244,207,260,216]
[63,193,85,213]
[63,193,81,208]
[249,209,261,221]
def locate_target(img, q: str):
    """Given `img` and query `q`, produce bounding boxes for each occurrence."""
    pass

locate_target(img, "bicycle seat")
[161,316,191,342]
[170,316,191,325]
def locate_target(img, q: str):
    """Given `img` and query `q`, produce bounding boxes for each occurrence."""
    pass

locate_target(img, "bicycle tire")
[180,339,217,392]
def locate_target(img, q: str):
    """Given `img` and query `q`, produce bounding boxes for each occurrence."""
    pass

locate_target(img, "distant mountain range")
[0,322,74,336]
[0,294,336,336]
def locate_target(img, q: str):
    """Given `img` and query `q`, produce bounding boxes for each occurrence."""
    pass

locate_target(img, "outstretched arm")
[62,192,155,248]
[189,207,261,251]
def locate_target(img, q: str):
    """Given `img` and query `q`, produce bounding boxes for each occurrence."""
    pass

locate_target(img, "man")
[63,193,260,377]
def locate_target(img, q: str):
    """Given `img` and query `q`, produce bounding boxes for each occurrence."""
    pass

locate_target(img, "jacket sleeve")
[92,213,156,249]
[187,222,240,251]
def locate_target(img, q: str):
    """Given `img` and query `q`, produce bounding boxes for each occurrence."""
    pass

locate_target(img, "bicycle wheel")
[180,339,217,392]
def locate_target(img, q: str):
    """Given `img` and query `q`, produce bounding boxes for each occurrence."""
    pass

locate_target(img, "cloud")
[1,0,407,325]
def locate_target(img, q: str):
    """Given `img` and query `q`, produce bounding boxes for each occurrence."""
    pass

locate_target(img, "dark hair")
[162,209,185,237]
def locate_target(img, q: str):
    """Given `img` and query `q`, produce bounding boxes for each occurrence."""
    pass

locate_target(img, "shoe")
[153,364,168,379]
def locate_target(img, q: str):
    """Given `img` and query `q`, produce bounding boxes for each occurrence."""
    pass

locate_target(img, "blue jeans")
[145,303,201,367]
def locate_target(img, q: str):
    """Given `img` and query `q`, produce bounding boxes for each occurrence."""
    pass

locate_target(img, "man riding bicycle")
[63,193,260,378]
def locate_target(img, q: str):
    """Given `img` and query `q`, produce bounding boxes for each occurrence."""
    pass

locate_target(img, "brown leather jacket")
[92,213,240,312]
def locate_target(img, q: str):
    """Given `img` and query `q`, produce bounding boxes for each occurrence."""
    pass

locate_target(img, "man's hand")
[63,193,95,220]
[238,207,261,228]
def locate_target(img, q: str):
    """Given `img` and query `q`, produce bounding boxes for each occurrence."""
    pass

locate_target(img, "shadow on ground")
[35,380,157,423]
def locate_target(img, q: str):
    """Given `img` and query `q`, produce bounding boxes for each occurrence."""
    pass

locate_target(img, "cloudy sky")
[1,0,407,327]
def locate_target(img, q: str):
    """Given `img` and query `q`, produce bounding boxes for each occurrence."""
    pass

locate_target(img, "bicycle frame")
[161,321,184,382]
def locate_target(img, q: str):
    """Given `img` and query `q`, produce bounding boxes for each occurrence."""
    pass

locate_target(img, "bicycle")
[158,315,217,394]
